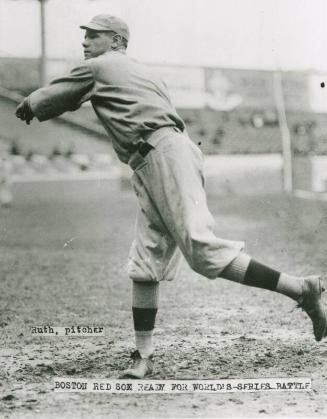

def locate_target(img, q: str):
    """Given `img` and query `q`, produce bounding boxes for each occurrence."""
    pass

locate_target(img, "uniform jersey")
[29,51,185,163]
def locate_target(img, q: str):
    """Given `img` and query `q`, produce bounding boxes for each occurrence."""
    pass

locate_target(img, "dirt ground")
[1,178,327,418]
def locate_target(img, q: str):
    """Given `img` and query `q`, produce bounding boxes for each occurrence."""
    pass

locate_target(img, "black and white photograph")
[1,0,327,417]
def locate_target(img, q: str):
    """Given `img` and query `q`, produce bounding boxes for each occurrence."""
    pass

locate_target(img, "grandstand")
[1,57,326,155]
[1,56,327,193]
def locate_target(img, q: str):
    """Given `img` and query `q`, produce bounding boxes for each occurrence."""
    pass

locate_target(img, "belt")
[129,126,182,171]
[137,141,154,158]
[137,126,181,157]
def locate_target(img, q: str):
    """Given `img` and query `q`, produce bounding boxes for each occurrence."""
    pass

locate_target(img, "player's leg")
[220,253,302,300]
[120,281,158,378]
[122,174,181,378]
[219,254,326,341]
[139,132,326,341]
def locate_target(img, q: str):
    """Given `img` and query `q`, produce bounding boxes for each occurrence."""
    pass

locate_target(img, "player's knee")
[127,257,157,282]
[189,259,217,279]
[183,242,217,279]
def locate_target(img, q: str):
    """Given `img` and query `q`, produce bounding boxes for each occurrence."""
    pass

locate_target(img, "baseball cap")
[80,14,130,41]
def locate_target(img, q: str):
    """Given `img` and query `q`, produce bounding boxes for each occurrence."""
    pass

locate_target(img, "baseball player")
[16,15,327,379]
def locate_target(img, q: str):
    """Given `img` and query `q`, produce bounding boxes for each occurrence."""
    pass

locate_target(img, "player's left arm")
[16,63,95,124]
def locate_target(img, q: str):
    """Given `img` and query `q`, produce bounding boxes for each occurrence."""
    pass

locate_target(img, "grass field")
[1,178,327,418]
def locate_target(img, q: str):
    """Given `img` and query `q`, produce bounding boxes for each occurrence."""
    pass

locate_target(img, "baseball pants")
[127,127,244,283]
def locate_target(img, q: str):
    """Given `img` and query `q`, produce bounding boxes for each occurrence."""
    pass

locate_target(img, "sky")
[0,0,326,71]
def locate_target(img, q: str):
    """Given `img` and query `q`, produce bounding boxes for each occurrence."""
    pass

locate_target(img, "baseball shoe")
[296,276,327,341]
[119,350,153,379]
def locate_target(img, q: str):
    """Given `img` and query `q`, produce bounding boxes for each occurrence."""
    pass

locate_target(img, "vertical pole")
[273,71,293,192]
[39,0,46,86]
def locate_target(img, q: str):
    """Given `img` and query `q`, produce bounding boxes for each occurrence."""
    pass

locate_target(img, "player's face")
[82,30,113,59]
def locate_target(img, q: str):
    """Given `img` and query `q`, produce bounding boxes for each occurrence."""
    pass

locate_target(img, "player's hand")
[15,98,34,125]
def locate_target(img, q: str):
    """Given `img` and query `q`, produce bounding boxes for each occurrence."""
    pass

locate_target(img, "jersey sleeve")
[28,63,95,121]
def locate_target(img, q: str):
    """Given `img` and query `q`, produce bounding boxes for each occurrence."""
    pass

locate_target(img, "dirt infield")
[1,179,327,418]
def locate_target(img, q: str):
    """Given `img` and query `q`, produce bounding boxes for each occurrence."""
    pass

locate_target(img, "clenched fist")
[16,98,34,125]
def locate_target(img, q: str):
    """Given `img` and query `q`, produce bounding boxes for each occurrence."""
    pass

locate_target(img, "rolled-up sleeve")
[29,63,95,121]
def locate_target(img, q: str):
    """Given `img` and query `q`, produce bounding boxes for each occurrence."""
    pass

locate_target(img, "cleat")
[297,276,327,342]
[119,350,153,379]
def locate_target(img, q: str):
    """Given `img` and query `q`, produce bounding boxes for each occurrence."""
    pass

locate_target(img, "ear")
[112,33,123,49]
